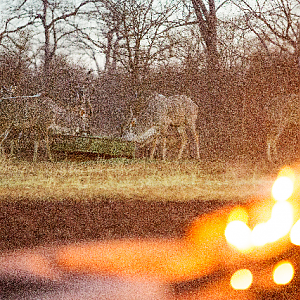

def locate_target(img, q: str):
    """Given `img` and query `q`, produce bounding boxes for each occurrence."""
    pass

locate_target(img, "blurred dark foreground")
[0,197,226,299]
[1,197,300,299]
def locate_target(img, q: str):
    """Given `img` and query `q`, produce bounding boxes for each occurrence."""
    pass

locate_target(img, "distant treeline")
[0,49,299,160]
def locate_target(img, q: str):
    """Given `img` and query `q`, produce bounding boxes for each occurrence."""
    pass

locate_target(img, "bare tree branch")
[231,0,300,57]
[0,15,37,45]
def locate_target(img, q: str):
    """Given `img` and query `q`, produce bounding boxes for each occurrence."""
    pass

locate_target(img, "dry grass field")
[0,156,274,202]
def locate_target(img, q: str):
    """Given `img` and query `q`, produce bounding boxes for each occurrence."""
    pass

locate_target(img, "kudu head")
[121,105,158,145]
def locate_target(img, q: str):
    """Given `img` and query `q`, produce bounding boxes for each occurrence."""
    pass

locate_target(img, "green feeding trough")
[51,134,136,158]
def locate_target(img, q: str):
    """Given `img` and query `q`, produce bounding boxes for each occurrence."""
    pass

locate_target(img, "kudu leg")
[191,126,200,159]
[150,135,159,159]
[266,139,273,162]
[268,123,287,162]
[33,140,39,162]
[0,128,11,146]
[162,136,167,160]
[177,127,188,160]
[0,127,11,157]
[45,133,53,162]
[9,140,14,157]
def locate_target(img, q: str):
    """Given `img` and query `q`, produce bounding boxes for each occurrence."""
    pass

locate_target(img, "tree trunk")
[41,0,52,92]
[191,0,225,157]
[43,26,51,87]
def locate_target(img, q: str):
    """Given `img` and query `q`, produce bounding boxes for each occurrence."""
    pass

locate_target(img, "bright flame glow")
[251,223,269,247]
[290,219,300,245]
[225,221,252,251]
[267,201,294,243]
[251,201,293,246]
[225,169,296,251]
[228,207,249,224]
[273,261,294,285]
[277,166,295,182]
[230,269,253,290]
[272,176,294,202]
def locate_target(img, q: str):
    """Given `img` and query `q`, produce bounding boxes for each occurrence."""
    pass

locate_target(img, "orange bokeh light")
[290,219,300,245]
[272,176,294,202]
[225,221,252,252]
[273,261,294,285]
[230,269,253,290]
[228,207,249,224]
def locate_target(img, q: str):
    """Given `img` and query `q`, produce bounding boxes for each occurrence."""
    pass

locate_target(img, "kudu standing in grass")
[0,91,59,162]
[265,93,300,162]
[0,87,81,162]
[123,93,200,160]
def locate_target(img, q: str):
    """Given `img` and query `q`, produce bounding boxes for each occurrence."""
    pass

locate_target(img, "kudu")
[123,93,200,160]
[0,91,61,161]
[265,93,300,162]
[0,90,83,162]
[0,84,94,162]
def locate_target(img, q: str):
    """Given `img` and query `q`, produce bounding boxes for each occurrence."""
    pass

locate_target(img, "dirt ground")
[0,196,227,251]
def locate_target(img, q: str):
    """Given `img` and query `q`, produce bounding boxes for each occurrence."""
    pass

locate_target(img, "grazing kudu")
[265,93,300,162]
[123,93,200,160]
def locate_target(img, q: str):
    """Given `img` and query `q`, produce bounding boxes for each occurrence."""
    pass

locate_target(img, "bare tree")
[76,0,182,96]
[37,0,96,87]
[1,0,96,90]
[183,0,232,156]
[231,0,300,60]
[190,0,219,79]
[0,1,37,46]
[185,0,230,85]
